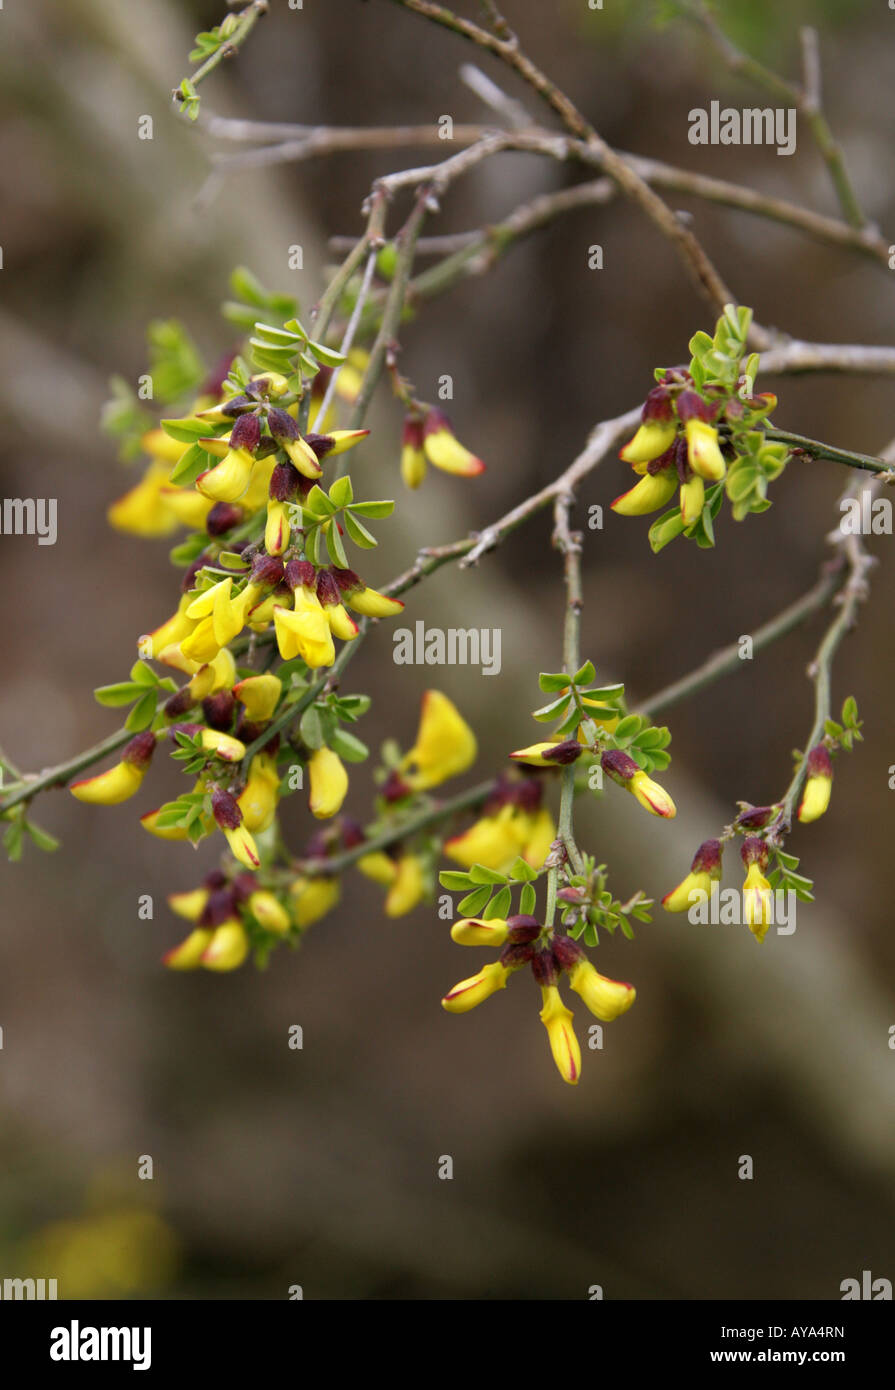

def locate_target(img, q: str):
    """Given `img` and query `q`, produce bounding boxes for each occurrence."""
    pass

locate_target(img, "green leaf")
[3,816,25,862]
[509,856,538,882]
[305,485,337,516]
[532,694,571,722]
[468,864,508,885]
[324,521,348,567]
[328,475,354,508]
[125,691,158,731]
[328,728,369,763]
[573,660,596,686]
[170,442,211,487]
[25,820,60,853]
[484,886,512,920]
[439,871,473,891]
[343,510,378,549]
[161,417,211,444]
[457,886,492,917]
[612,715,644,743]
[93,682,142,708]
[299,705,324,750]
[842,696,859,727]
[538,671,571,693]
[130,660,158,686]
[349,499,395,519]
[648,507,687,554]
[519,882,537,916]
[308,340,347,368]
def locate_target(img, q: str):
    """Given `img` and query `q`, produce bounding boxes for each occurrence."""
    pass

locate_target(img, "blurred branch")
[678,1,867,229]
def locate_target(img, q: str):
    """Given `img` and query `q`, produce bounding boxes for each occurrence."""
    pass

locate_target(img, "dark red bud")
[211,787,242,830]
[542,739,583,766]
[423,408,453,439]
[332,567,362,595]
[806,745,833,779]
[499,941,536,970]
[122,731,156,770]
[340,818,365,850]
[202,691,236,731]
[381,769,412,803]
[740,835,769,871]
[164,688,196,718]
[228,412,261,453]
[675,389,719,425]
[690,838,723,874]
[219,395,252,417]
[205,502,243,536]
[304,432,334,460]
[203,869,228,891]
[557,886,586,904]
[530,948,557,988]
[601,749,640,783]
[267,407,300,441]
[551,934,585,972]
[251,554,285,588]
[316,569,341,607]
[269,460,302,502]
[231,872,257,903]
[735,805,775,830]
[199,886,239,928]
[641,386,674,423]
[285,559,317,591]
[505,914,542,944]
[402,416,425,448]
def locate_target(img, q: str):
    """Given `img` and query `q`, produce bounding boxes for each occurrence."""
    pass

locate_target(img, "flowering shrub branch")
[3,1,893,1083]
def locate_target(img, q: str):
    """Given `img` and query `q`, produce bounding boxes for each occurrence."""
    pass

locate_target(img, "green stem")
[0,726,135,815]
[185,1,268,94]
[765,428,895,477]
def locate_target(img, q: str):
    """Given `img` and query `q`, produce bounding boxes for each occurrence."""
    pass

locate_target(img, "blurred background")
[1,0,894,1299]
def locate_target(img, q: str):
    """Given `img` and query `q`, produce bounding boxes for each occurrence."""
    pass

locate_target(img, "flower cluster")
[442,915,635,1085]
[611,305,790,551]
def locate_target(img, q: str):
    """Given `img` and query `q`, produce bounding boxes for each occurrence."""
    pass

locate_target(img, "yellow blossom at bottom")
[539,984,581,1085]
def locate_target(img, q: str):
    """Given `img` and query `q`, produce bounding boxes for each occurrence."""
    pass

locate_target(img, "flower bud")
[422,410,485,477]
[201,918,250,972]
[401,417,427,489]
[538,985,581,1085]
[163,927,214,970]
[69,732,156,805]
[662,838,722,912]
[441,961,510,1013]
[509,739,582,767]
[797,745,833,824]
[247,890,291,935]
[308,746,349,820]
[332,567,405,618]
[568,960,635,1021]
[450,917,510,947]
[385,853,426,917]
[611,470,677,516]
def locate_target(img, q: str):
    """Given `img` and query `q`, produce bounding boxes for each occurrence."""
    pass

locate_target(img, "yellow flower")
[232,673,282,722]
[163,927,214,970]
[619,420,677,466]
[357,851,398,886]
[107,459,181,538]
[212,787,261,870]
[662,838,723,912]
[441,961,510,1013]
[401,417,427,489]
[522,806,556,868]
[247,890,291,934]
[273,604,335,668]
[568,961,635,1021]
[611,470,677,516]
[797,746,833,824]
[265,499,290,556]
[315,570,360,641]
[141,596,196,659]
[509,738,582,768]
[196,443,257,503]
[679,473,705,526]
[684,419,726,481]
[237,754,279,833]
[400,690,477,790]
[385,854,426,916]
[308,746,349,820]
[450,917,510,947]
[201,918,250,971]
[538,984,581,1085]
[167,888,209,921]
[741,837,772,942]
[289,874,341,928]
[422,410,485,477]
[157,485,214,529]
[601,750,675,818]
[444,805,524,872]
[69,732,156,806]
[332,568,405,619]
